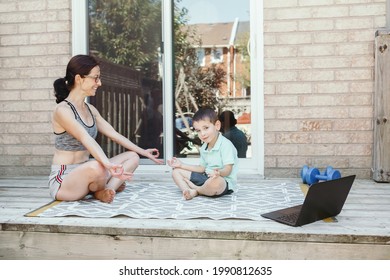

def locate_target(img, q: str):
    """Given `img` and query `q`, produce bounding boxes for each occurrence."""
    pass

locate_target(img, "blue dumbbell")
[300,165,310,184]
[301,165,341,185]
[301,165,325,184]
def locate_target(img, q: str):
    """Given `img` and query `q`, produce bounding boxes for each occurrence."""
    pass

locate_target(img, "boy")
[168,107,238,200]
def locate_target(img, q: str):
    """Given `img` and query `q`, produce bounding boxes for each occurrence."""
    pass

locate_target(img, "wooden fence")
[90,57,143,158]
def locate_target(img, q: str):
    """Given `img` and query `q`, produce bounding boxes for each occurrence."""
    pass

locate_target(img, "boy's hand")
[167,157,182,169]
[210,169,221,178]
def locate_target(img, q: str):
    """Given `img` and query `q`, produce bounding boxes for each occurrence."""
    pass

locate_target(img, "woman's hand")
[107,163,133,181]
[167,157,182,169]
[145,148,164,164]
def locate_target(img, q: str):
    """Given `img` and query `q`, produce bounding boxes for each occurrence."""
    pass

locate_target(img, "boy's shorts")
[190,172,233,198]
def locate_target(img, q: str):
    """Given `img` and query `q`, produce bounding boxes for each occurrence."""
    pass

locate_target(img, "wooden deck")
[0,173,389,260]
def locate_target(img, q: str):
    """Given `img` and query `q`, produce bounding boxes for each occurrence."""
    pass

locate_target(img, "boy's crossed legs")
[172,169,230,200]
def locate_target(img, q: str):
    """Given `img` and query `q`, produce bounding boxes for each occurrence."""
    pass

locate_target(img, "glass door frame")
[71,0,264,175]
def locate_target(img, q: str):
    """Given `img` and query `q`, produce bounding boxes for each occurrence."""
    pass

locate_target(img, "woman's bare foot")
[94,189,115,203]
[183,188,198,200]
[116,182,126,193]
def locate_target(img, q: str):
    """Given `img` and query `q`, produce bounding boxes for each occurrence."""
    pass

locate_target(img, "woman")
[49,55,163,203]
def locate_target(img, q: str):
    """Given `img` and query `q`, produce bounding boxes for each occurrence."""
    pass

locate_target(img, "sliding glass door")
[88,0,164,162]
[173,0,252,160]
[78,0,263,173]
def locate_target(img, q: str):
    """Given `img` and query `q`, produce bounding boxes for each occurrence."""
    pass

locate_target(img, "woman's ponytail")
[53,77,70,104]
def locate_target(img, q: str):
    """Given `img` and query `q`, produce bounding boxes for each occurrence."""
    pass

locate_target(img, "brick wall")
[0,0,387,178]
[0,0,72,175]
[263,0,386,178]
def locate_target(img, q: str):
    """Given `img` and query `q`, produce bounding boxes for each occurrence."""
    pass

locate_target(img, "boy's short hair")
[193,107,218,124]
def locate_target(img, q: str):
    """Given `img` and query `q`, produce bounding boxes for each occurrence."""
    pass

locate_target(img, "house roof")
[185,21,249,48]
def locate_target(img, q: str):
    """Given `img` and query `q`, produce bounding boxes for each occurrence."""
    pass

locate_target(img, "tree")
[173,1,227,114]
[235,31,251,95]
[89,0,226,111]
[89,0,162,79]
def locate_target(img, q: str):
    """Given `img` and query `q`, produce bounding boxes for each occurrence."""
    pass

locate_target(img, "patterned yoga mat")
[26,181,305,220]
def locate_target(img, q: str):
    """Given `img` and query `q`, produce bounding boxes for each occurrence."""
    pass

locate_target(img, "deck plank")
[1,176,390,259]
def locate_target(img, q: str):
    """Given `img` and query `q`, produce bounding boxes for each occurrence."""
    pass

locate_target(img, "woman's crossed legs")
[55,151,139,203]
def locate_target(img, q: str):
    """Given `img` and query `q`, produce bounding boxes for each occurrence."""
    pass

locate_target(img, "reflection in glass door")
[88,0,164,163]
[173,0,251,159]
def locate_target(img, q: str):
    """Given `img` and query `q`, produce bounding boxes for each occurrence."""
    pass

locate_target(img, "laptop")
[261,175,356,227]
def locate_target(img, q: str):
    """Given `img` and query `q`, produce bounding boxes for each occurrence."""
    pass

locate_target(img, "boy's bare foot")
[94,189,115,203]
[116,182,126,193]
[183,188,198,200]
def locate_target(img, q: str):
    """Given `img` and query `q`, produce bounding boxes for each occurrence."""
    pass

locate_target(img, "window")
[196,48,205,66]
[211,47,223,63]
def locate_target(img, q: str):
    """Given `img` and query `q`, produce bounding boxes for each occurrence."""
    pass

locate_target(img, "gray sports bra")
[54,100,98,151]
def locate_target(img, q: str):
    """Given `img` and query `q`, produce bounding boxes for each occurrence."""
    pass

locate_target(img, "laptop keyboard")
[277,212,299,223]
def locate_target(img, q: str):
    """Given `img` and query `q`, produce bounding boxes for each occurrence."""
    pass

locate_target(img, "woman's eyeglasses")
[84,75,101,83]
